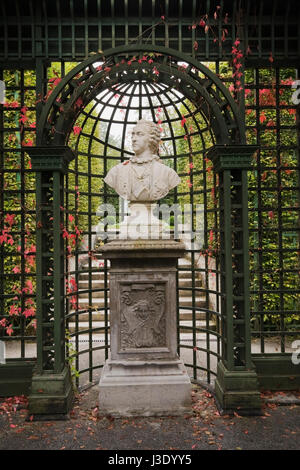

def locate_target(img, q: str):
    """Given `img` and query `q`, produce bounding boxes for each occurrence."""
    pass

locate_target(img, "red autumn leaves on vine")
[191,5,229,51]
[0,204,84,335]
[0,214,16,246]
[245,76,296,127]
[4,103,36,150]
[60,195,83,258]
[0,215,36,336]
[2,26,297,336]
[66,277,78,310]
[229,38,244,95]
[45,69,62,101]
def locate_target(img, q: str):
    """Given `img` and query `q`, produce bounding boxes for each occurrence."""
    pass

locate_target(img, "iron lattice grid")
[1,60,299,385]
[0,0,299,388]
[0,0,300,62]
[245,67,300,353]
[34,46,239,385]
[0,69,37,359]
[63,68,224,386]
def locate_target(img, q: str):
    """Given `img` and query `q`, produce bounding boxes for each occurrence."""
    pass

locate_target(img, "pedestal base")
[28,366,74,418]
[215,361,262,415]
[98,359,191,417]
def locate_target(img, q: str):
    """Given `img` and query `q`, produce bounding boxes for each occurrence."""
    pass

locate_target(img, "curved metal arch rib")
[37,45,244,147]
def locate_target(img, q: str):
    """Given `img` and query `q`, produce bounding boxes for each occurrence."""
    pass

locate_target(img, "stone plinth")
[98,239,192,417]
[118,202,169,240]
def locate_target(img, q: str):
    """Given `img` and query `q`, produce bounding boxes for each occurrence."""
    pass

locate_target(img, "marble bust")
[104,119,181,202]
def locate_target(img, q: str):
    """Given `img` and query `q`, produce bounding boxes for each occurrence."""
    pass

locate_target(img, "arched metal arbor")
[27,44,260,415]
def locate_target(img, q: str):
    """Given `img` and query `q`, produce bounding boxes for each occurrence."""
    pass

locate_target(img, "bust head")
[131,119,161,155]
[104,117,180,203]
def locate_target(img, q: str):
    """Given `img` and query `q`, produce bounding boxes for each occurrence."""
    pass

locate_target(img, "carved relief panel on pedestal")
[119,283,166,350]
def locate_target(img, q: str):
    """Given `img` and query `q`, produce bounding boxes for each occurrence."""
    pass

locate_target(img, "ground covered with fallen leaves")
[0,385,299,451]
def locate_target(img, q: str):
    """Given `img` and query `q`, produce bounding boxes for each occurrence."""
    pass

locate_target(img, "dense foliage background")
[0,59,299,344]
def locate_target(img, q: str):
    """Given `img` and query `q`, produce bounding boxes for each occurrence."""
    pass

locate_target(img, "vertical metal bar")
[1,3,8,60]
[53,170,63,373]
[125,0,129,46]
[186,121,196,380]
[271,0,276,60]
[203,141,209,381]
[275,67,285,353]
[102,88,110,361]
[191,0,196,58]
[36,60,46,149]
[178,0,182,52]
[165,0,169,48]
[205,0,210,59]
[242,170,252,368]
[284,0,290,58]
[74,132,80,371]
[35,1,43,58]
[258,1,263,60]
[88,126,93,383]
[232,0,237,41]
[244,0,250,55]
[84,0,89,58]
[110,0,115,48]
[249,68,259,347]
[29,0,35,59]
[56,0,62,59]
[138,81,142,120]
[15,0,21,60]
[138,0,142,40]
[42,0,48,60]
[298,3,300,59]
[237,55,246,145]
[70,0,75,59]
[97,0,102,52]
[255,67,264,353]
[20,69,25,359]
[152,0,157,44]
[35,171,43,373]
[297,66,300,327]
[223,170,234,370]
[0,67,4,332]
[217,0,223,59]
[219,171,226,364]
[215,171,221,364]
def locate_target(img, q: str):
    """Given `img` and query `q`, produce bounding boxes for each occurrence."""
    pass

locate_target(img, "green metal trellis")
[0,0,299,415]
[24,43,262,415]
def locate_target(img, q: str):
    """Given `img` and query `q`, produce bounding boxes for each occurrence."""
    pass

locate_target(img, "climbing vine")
[0,7,299,340]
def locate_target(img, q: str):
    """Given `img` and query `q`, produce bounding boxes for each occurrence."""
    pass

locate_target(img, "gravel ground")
[0,385,299,453]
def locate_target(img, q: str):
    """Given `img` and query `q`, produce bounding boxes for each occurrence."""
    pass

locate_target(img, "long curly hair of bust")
[135,119,162,153]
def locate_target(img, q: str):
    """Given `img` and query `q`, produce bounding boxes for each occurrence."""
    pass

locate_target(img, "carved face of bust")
[131,125,150,156]
[131,120,161,156]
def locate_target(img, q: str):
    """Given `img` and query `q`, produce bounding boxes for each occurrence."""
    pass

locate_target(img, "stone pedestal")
[98,239,191,417]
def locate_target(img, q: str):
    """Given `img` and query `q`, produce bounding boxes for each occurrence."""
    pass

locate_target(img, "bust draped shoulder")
[104,157,180,202]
